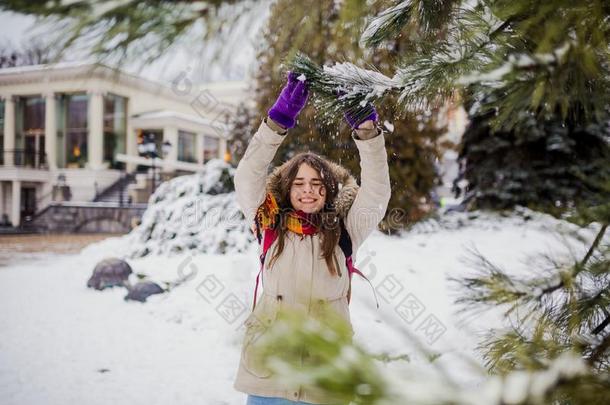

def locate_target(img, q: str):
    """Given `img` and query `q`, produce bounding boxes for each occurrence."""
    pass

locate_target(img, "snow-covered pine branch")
[360,0,460,48]
[288,4,511,121]
[260,309,603,404]
[286,52,401,125]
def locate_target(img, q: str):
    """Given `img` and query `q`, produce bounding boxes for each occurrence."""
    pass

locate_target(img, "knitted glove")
[268,71,309,129]
[344,101,378,130]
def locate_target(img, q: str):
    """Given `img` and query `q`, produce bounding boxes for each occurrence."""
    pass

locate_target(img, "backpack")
[251,220,379,311]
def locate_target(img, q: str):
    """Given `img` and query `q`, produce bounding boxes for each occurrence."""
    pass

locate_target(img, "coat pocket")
[241,300,279,378]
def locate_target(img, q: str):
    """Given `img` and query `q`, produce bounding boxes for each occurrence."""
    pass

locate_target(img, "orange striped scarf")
[254,193,320,242]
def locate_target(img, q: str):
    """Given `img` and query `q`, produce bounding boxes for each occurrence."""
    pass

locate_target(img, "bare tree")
[0,38,56,67]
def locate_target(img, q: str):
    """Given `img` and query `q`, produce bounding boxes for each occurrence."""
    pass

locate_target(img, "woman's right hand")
[268,71,309,129]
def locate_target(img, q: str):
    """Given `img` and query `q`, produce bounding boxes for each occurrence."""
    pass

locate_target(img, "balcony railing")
[0,149,48,169]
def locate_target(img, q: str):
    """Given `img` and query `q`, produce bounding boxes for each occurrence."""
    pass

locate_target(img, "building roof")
[0,61,169,93]
[131,109,230,138]
[0,61,246,105]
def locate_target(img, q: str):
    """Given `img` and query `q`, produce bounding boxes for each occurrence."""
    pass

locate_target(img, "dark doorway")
[20,186,36,221]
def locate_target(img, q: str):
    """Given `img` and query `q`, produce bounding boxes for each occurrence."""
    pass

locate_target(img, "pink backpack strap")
[252,228,278,311]
[345,256,380,309]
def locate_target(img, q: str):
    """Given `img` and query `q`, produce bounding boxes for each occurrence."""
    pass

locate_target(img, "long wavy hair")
[267,152,343,276]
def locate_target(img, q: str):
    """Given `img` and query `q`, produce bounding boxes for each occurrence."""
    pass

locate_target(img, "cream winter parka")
[233,118,391,404]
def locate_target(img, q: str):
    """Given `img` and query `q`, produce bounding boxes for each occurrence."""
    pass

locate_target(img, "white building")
[0,62,246,228]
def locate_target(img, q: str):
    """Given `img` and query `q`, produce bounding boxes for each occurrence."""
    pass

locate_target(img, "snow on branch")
[360,0,460,48]
[286,52,401,124]
[457,42,573,87]
[360,0,413,48]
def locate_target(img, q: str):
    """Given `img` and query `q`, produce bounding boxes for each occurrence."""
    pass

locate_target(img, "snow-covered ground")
[0,209,602,405]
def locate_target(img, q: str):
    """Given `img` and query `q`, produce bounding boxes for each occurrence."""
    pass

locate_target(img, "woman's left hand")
[353,119,379,140]
[344,101,378,130]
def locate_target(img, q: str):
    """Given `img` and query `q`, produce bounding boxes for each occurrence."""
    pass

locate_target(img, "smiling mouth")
[299,198,317,204]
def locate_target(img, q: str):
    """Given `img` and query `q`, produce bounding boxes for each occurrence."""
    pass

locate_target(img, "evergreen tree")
[288,0,610,214]
[453,101,610,213]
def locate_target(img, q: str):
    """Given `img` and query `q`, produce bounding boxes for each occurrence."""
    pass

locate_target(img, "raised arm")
[234,118,287,224]
[234,72,309,224]
[343,114,392,255]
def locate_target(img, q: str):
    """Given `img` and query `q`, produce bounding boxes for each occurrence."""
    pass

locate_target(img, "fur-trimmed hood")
[265,157,359,219]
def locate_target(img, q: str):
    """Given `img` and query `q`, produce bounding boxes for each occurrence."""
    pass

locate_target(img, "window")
[60,93,88,168]
[103,93,127,169]
[18,96,45,167]
[178,130,196,163]
[22,96,45,132]
[203,135,219,163]
[0,99,4,165]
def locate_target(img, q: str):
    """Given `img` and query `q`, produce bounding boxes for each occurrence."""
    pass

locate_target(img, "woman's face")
[289,163,326,213]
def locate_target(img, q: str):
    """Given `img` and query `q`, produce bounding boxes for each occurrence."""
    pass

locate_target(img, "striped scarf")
[254,193,320,242]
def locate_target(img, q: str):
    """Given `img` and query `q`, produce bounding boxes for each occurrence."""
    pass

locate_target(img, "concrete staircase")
[93,173,137,204]
[19,202,147,233]
[10,173,146,234]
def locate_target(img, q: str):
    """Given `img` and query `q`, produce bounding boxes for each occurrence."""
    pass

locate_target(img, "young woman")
[233,72,391,405]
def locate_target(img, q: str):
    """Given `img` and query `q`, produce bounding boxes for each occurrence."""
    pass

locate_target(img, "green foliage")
[286,52,394,126]
[285,0,610,216]
[453,105,610,213]
[255,307,393,404]
[296,0,610,133]
[257,305,610,404]
[361,0,459,47]
[453,212,610,378]
[569,202,610,228]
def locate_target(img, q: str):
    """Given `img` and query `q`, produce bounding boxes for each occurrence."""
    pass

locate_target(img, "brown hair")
[267,152,342,276]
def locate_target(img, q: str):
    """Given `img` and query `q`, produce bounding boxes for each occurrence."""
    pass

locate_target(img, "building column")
[44,92,57,170]
[125,97,137,173]
[0,181,4,219]
[3,95,15,166]
[196,133,204,165]
[219,138,227,161]
[0,181,9,223]
[11,180,20,227]
[162,126,178,173]
[87,90,104,170]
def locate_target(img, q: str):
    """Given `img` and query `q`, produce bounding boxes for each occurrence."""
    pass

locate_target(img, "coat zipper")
[297,235,316,401]
[308,235,315,313]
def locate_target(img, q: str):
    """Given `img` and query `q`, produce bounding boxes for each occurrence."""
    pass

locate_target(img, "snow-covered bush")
[125,159,254,257]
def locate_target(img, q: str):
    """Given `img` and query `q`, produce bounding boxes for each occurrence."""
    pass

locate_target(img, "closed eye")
[292,180,323,187]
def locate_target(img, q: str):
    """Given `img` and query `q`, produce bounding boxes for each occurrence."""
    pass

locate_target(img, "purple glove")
[344,101,378,130]
[268,71,309,129]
